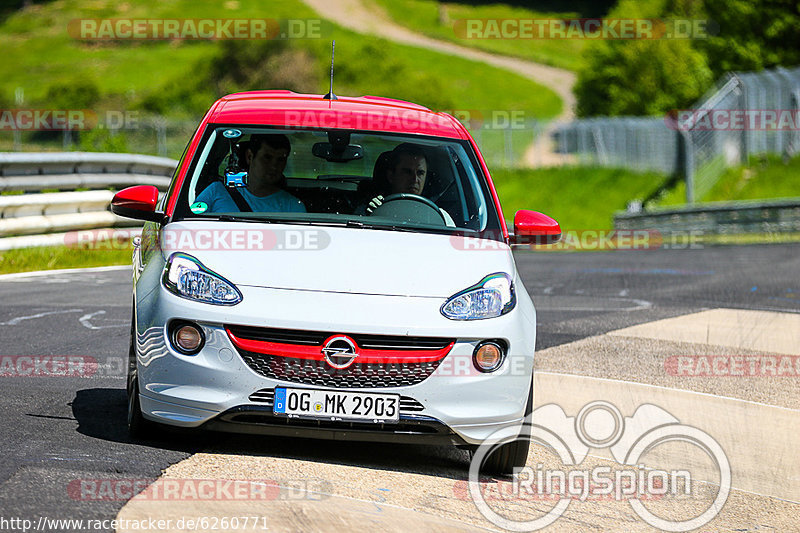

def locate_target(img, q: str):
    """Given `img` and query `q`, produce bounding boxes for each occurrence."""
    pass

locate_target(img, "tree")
[575,37,712,116]
[696,0,800,77]
[574,0,799,117]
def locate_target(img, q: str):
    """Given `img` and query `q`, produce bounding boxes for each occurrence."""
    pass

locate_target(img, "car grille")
[227,325,453,350]
[248,388,426,413]
[228,325,453,389]
[239,351,443,388]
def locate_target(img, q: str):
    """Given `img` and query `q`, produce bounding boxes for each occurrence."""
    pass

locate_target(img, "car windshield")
[174,126,503,238]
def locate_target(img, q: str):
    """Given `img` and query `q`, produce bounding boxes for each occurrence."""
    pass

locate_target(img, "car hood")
[161,221,514,298]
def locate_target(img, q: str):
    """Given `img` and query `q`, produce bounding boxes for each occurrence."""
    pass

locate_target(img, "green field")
[372,0,588,71]
[491,166,668,230]
[0,0,561,159]
[656,154,800,206]
[0,244,132,275]
[703,154,800,201]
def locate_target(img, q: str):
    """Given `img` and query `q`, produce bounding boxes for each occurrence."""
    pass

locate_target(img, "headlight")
[441,273,515,320]
[162,252,242,305]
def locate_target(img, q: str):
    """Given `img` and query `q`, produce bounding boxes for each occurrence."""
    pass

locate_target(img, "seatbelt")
[226,187,252,212]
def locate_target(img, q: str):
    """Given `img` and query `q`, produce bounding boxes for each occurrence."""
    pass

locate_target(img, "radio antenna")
[323,40,337,100]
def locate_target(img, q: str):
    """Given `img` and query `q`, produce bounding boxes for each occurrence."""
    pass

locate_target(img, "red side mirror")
[111,185,163,223]
[513,210,561,245]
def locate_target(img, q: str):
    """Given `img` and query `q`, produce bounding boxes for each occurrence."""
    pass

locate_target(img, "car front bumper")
[135,282,536,445]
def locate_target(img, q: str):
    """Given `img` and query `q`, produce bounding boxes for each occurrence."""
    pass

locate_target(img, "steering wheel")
[373,193,446,224]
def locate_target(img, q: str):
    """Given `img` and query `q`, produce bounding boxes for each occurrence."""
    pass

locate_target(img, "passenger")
[195,134,306,213]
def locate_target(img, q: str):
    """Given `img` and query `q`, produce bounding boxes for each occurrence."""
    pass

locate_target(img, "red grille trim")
[226,328,453,364]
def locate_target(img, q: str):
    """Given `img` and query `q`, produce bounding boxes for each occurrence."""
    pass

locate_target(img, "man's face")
[387,154,427,195]
[247,143,289,186]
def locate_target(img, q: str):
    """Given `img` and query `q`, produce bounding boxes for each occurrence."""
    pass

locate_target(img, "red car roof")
[167,91,507,240]
[208,91,469,139]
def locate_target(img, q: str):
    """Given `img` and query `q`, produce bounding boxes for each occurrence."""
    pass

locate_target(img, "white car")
[112,91,561,474]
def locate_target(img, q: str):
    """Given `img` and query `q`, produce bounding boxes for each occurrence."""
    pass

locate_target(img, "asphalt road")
[0,243,797,530]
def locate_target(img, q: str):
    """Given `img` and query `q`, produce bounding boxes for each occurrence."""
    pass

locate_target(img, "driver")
[364,145,454,225]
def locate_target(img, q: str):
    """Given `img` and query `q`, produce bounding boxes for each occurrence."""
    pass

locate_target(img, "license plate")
[273,388,400,423]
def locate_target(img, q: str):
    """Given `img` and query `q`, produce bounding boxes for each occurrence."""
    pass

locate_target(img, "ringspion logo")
[469,401,730,531]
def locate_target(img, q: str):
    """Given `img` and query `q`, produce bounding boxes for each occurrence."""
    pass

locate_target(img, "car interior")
[187,129,490,231]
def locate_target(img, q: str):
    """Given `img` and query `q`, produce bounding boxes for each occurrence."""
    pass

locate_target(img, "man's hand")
[365,195,384,214]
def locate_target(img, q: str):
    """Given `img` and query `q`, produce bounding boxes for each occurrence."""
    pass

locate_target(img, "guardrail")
[0,152,176,250]
[614,198,800,235]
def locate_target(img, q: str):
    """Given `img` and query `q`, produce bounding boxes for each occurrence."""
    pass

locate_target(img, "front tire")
[478,438,530,477]
[474,375,534,476]
[127,376,156,440]
[127,311,156,439]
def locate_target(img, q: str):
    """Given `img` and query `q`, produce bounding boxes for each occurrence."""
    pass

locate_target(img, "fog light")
[473,341,505,372]
[171,323,204,354]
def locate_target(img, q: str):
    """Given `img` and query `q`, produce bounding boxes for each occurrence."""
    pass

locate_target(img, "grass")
[371,0,588,71]
[0,1,288,105]
[491,166,669,230]
[302,30,562,119]
[0,0,561,159]
[0,244,132,275]
[654,153,800,207]
[0,0,565,273]
[703,154,800,201]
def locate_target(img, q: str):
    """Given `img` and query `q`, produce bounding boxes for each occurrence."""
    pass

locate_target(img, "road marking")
[79,310,127,330]
[0,265,130,282]
[541,297,652,312]
[0,308,82,326]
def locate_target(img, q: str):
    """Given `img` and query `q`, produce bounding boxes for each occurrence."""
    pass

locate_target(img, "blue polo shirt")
[195,182,306,213]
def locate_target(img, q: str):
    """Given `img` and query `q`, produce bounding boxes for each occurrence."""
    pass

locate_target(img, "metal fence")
[553,65,800,203]
[0,112,545,168]
[9,65,797,181]
[1,115,198,160]
[552,117,679,173]
[470,121,545,168]
[0,152,175,250]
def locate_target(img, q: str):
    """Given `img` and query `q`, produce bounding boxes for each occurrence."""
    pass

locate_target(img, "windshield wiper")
[195,215,451,235]
[216,214,273,223]
[353,221,453,235]
[215,215,329,225]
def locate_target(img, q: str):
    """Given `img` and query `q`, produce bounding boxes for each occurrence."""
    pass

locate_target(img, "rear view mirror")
[513,210,561,245]
[312,142,363,162]
[222,129,247,186]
